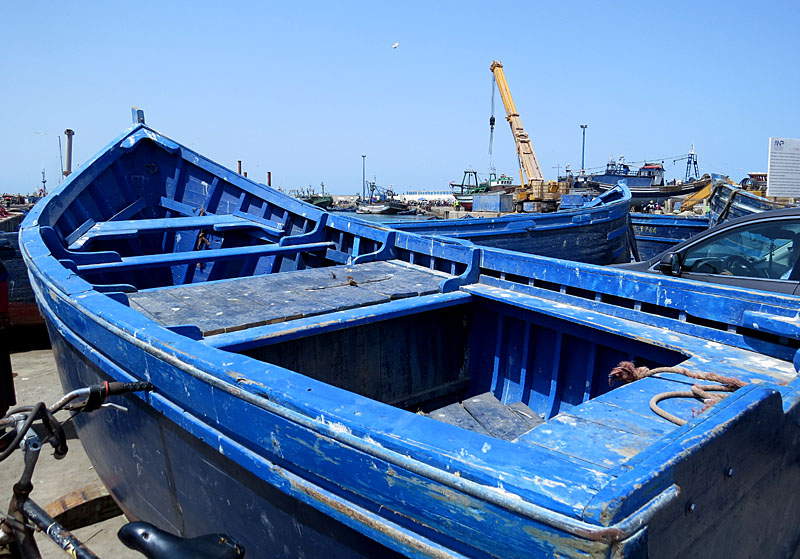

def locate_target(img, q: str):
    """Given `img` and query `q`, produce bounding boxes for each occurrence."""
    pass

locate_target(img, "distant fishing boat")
[355,200,409,214]
[581,156,711,206]
[291,183,334,210]
[391,182,634,264]
[356,182,409,214]
[450,169,516,211]
[20,117,800,558]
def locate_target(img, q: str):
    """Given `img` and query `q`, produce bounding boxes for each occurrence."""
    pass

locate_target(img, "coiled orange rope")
[609,361,748,426]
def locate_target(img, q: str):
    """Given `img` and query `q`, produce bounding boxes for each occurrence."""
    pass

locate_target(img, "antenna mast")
[58,136,64,182]
[685,144,699,182]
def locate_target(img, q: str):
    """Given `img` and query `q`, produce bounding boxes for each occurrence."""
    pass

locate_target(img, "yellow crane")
[489,60,569,211]
[680,175,733,210]
[489,60,544,192]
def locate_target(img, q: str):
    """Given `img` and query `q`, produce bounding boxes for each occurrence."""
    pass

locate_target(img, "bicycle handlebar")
[107,381,154,397]
[0,381,155,460]
[0,380,166,559]
[47,381,155,415]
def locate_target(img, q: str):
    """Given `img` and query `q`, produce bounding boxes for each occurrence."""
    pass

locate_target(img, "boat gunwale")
[392,185,632,235]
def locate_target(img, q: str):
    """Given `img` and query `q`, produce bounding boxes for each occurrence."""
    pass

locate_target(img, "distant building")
[399,190,455,203]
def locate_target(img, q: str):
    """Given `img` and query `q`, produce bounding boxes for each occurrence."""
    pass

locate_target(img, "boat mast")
[685,145,699,182]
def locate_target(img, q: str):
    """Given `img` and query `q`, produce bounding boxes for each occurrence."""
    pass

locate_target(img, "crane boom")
[490,60,543,185]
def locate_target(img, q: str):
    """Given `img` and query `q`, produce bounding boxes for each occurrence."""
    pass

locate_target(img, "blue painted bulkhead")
[18,124,800,558]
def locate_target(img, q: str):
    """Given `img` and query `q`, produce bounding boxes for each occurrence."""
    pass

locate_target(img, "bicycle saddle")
[118,521,244,559]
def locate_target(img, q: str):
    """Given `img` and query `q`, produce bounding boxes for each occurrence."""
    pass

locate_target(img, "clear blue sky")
[2,1,799,195]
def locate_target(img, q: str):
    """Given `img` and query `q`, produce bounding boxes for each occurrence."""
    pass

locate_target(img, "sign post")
[767,137,800,198]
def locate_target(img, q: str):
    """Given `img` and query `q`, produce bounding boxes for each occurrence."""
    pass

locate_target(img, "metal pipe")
[267,171,272,187]
[63,129,75,177]
[361,155,366,200]
[580,124,588,174]
[22,499,101,559]
[237,160,242,175]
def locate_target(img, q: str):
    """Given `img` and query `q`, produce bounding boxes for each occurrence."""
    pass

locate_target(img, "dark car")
[616,207,800,295]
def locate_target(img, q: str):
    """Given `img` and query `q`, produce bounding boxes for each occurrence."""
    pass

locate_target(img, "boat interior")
[34,127,800,471]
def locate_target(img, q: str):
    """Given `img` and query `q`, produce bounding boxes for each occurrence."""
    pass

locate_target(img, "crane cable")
[488,74,496,169]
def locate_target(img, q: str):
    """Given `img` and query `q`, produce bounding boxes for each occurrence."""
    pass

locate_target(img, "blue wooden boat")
[19,120,800,558]
[389,184,633,265]
[0,232,41,326]
[709,180,798,227]
[629,213,709,260]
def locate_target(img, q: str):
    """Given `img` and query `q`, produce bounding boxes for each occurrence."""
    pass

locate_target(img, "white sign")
[767,137,800,198]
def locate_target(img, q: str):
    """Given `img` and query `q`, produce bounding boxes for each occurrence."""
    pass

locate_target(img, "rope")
[608,361,747,426]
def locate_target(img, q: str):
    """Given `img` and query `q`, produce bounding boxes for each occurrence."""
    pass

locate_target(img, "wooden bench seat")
[68,213,285,250]
[75,241,334,274]
[128,260,461,338]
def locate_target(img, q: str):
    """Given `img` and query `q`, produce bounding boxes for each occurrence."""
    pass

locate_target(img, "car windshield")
[682,220,800,280]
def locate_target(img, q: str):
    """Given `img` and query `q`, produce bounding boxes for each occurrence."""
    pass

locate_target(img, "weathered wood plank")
[347,261,443,299]
[507,401,545,428]
[593,375,702,423]
[517,413,655,469]
[126,290,204,331]
[131,260,460,339]
[165,283,272,335]
[560,398,676,439]
[44,483,123,531]
[462,392,534,441]
[428,403,491,435]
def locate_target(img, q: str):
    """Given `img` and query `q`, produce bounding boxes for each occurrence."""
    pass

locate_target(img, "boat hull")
[36,275,800,559]
[590,178,710,207]
[394,186,633,265]
[33,275,622,559]
[0,232,42,326]
[629,213,709,260]
[453,194,473,211]
[355,202,408,215]
[304,196,333,210]
[44,316,405,557]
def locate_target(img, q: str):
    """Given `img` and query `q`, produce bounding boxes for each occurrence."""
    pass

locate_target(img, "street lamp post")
[361,155,366,200]
[580,124,588,175]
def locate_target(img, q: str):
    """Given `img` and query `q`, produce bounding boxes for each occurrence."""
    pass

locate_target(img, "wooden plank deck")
[128,260,449,336]
[426,392,544,441]
[515,376,695,471]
